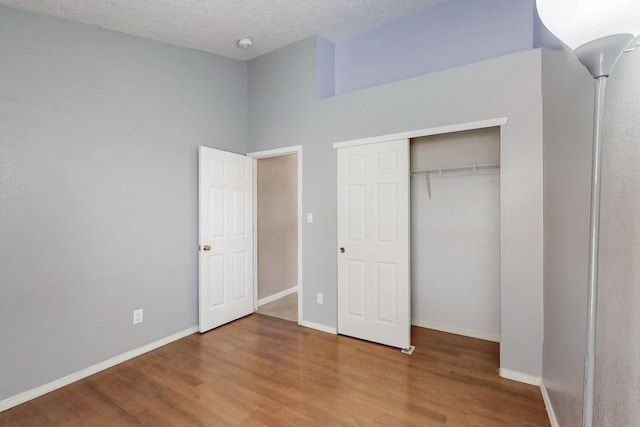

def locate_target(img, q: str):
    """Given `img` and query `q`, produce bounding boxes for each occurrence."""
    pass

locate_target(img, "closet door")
[336,139,410,349]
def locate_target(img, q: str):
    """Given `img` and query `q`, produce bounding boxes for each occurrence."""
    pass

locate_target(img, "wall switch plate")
[133,309,143,325]
[316,293,323,304]
[306,213,313,223]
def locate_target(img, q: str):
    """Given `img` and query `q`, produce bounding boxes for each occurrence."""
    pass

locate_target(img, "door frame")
[247,145,303,324]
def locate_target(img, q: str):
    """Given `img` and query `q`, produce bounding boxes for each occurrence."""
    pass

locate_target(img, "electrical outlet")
[316,293,323,304]
[133,309,143,325]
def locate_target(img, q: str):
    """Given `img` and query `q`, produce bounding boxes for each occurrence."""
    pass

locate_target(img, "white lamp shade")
[536,0,640,50]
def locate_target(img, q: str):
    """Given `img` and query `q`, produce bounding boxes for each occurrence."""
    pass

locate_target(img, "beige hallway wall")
[257,154,298,299]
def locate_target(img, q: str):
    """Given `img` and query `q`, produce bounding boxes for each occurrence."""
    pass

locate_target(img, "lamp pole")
[582,73,606,427]
[574,34,633,427]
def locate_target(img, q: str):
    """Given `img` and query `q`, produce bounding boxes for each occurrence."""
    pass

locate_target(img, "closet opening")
[409,126,501,344]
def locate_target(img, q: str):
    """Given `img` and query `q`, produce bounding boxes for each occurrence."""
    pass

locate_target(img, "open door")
[336,139,411,349]
[199,146,254,333]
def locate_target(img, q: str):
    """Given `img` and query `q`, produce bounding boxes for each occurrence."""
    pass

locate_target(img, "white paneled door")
[198,146,254,333]
[337,139,411,349]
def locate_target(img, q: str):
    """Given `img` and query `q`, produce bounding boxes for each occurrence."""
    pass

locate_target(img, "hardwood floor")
[1,314,550,426]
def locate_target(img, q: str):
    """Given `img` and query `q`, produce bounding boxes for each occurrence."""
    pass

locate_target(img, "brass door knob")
[203,245,211,251]
[339,247,345,253]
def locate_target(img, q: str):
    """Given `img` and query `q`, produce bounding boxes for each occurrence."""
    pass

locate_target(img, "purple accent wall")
[333,0,535,95]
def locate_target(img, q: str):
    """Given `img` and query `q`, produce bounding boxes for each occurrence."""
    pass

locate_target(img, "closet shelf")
[411,164,500,176]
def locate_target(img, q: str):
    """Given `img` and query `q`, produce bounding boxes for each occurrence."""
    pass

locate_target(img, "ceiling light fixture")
[236,37,253,49]
[536,1,640,427]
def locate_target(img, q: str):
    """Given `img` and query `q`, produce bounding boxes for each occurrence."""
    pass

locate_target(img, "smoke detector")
[236,37,253,48]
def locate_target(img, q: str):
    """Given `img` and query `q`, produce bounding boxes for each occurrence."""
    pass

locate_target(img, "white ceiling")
[0,0,450,60]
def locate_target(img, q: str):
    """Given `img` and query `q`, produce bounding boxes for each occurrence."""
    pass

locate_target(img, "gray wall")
[595,47,640,426]
[248,38,544,377]
[0,5,247,401]
[541,47,594,426]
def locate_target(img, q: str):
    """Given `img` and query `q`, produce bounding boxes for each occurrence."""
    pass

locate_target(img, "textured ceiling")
[0,0,449,60]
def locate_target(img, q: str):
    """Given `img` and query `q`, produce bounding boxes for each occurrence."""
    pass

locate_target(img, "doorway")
[248,146,303,324]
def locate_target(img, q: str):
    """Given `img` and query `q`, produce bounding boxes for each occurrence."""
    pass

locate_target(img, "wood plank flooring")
[0,314,550,426]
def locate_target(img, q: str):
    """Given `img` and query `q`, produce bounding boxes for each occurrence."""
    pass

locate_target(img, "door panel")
[199,146,253,333]
[376,262,397,324]
[337,139,410,349]
[346,260,366,318]
[347,185,366,240]
[376,183,397,242]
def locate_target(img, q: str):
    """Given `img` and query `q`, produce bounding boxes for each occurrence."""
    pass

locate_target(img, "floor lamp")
[536,1,640,426]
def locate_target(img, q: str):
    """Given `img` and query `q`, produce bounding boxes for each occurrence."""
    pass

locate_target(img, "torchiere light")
[536,1,640,426]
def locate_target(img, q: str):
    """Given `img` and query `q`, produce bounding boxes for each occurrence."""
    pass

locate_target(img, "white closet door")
[198,146,254,333]
[337,139,410,349]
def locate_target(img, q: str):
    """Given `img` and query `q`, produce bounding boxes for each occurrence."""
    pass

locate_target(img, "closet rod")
[410,164,500,176]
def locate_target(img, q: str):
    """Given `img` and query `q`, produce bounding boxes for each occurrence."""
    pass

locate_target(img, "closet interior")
[410,126,501,343]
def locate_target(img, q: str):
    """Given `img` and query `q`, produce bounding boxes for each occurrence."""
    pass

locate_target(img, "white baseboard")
[258,286,298,306]
[299,320,337,335]
[0,326,198,413]
[540,380,560,427]
[499,368,541,386]
[411,319,500,343]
